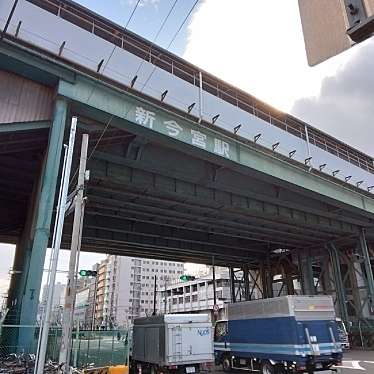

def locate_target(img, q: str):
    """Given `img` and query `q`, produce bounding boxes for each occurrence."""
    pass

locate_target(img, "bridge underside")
[2,109,373,266]
[0,39,374,350]
[72,115,373,268]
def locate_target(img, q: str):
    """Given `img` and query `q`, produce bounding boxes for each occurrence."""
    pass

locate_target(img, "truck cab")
[214,296,343,374]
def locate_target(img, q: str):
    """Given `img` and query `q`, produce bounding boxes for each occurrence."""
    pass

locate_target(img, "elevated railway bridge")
[0,0,374,350]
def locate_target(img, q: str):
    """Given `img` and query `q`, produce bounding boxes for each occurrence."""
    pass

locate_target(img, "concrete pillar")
[328,244,349,323]
[17,98,67,348]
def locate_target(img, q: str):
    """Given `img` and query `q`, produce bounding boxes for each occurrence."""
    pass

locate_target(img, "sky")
[1,0,373,303]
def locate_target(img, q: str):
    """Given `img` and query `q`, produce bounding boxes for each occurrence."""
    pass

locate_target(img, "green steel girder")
[81,214,270,255]
[0,41,75,86]
[359,229,374,310]
[73,229,264,266]
[86,199,326,247]
[0,120,50,133]
[73,237,254,267]
[87,155,363,238]
[328,243,349,323]
[57,77,374,216]
[17,98,67,345]
[91,150,372,229]
[87,182,340,243]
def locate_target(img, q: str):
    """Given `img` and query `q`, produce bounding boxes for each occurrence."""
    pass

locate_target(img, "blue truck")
[214,296,342,374]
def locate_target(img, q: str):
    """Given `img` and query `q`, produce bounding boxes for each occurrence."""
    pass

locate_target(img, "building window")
[185,296,190,303]
[192,294,198,302]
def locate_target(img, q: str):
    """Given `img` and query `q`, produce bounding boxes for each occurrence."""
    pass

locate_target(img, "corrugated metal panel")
[0,70,54,124]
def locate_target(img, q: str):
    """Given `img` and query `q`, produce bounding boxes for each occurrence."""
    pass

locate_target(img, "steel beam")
[91,150,371,230]
[358,229,374,313]
[230,268,236,303]
[328,243,349,323]
[17,97,67,348]
[58,77,374,215]
[0,120,50,133]
[299,251,315,295]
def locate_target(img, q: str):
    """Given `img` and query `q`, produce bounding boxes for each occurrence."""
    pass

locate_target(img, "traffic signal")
[180,275,196,282]
[79,270,97,277]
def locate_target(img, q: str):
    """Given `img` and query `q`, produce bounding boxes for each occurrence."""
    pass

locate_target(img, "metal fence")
[350,319,374,349]
[0,325,130,368]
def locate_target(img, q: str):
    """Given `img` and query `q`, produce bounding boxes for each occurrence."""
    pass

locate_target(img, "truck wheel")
[222,357,232,372]
[261,361,274,374]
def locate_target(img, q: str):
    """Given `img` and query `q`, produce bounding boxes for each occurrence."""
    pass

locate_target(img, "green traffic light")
[79,270,88,276]
[180,275,195,282]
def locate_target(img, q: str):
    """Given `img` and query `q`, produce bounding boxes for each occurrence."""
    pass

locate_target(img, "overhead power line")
[83,0,200,170]
[141,0,200,91]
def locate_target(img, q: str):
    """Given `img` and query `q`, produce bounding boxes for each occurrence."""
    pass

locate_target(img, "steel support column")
[230,267,236,303]
[260,263,273,299]
[17,98,67,348]
[299,251,315,295]
[328,244,349,323]
[243,266,250,301]
[358,229,374,313]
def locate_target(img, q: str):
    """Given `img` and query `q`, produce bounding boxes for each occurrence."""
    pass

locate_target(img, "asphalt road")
[335,351,374,374]
[212,351,374,374]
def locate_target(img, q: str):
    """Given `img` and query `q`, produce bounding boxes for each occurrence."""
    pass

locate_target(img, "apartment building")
[160,268,231,321]
[86,255,184,329]
[39,282,66,325]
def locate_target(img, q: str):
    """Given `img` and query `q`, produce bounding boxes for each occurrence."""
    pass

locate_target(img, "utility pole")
[35,117,77,374]
[152,276,157,315]
[212,256,217,321]
[212,257,217,306]
[59,134,89,371]
[164,276,169,314]
[164,277,167,314]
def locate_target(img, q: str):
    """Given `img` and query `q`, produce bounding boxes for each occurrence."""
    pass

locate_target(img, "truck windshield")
[214,321,228,341]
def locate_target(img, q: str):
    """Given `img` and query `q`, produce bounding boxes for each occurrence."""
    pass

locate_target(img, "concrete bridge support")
[6,98,68,350]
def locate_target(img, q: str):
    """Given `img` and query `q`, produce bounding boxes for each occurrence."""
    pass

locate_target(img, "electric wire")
[140,0,200,91]
[69,0,141,186]
[85,0,142,103]
[79,0,200,176]
[133,0,180,79]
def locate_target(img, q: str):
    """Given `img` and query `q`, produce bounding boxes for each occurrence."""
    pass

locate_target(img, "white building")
[160,268,231,321]
[92,255,184,329]
[39,282,66,325]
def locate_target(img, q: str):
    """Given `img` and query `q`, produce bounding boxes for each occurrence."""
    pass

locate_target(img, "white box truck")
[132,314,214,374]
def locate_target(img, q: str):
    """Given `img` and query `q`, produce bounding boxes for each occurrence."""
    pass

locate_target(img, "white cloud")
[127,0,160,8]
[183,0,362,113]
